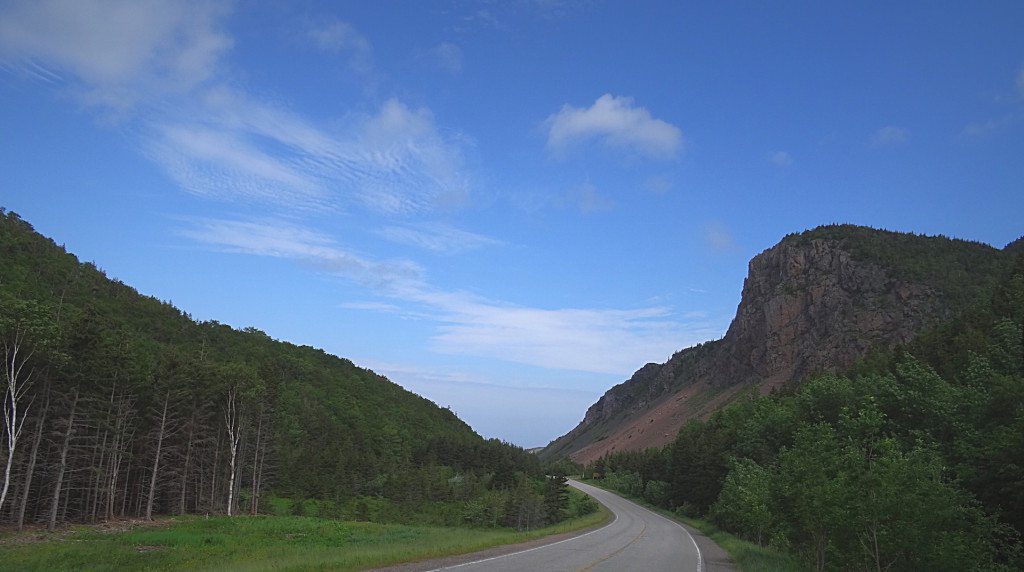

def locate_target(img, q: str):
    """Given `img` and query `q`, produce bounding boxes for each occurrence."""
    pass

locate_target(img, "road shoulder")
[371,506,614,572]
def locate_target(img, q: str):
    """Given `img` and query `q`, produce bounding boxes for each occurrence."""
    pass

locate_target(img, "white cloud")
[566,182,613,214]
[408,289,715,375]
[142,91,470,215]
[423,42,463,75]
[645,175,673,195]
[1,2,469,216]
[770,151,793,167]
[0,0,231,109]
[181,217,422,288]
[704,222,736,252]
[180,218,721,376]
[545,94,683,159]
[379,223,501,254]
[147,123,329,209]
[960,114,1020,139]
[872,125,910,146]
[305,18,373,74]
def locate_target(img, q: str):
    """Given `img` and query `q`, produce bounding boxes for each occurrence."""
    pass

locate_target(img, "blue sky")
[1,1,1022,446]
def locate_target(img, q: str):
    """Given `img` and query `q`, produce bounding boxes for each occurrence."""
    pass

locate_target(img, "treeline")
[589,250,1024,570]
[0,209,553,531]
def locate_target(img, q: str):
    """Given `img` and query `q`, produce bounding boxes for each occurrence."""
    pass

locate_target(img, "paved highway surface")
[425,479,705,572]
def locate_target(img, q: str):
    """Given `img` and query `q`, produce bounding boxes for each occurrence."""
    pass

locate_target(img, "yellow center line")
[576,522,648,572]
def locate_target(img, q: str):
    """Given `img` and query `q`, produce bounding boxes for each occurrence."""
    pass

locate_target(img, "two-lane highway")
[427,479,704,572]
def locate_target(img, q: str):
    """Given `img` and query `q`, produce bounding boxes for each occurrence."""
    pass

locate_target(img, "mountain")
[0,209,540,527]
[543,225,1015,463]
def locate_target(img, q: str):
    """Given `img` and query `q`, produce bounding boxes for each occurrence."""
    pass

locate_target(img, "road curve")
[427,479,703,572]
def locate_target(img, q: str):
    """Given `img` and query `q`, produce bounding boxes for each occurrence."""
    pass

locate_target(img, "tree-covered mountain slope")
[0,209,543,529]
[544,225,1020,463]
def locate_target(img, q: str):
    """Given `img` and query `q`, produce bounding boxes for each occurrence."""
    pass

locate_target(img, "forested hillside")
[0,209,557,531]
[545,225,1013,463]
[588,243,1024,569]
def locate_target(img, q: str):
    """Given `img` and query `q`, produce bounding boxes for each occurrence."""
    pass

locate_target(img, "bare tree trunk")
[224,387,242,517]
[2,331,36,512]
[16,385,48,529]
[90,429,108,522]
[48,388,79,531]
[179,407,195,515]
[249,411,262,515]
[145,393,169,520]
[210,431,220,513]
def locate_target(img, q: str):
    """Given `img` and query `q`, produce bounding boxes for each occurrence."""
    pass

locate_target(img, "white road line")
[582,484,703,572]
[427,511,618,571]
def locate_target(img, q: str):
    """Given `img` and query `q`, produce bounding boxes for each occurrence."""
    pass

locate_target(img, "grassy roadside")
[0,502,611,571]
[579,479,805,572]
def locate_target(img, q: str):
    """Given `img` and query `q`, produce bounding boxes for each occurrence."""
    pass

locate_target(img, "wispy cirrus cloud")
[704,222,737,253]
[148,94,472,215]
[0,1,471,217]
[565,182,614,214]
[545,94,684,159]
[305,17,373,74]
[420,42,463,75]
[379,222,502,254]
[770,151,793,167]
[0,0,230,110]
[402,288,717,375]
[181,217,423,288]
[872,125,910,146]
[185,217,719,375]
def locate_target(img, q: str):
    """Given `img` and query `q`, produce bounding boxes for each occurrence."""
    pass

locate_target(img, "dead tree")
[48,387,79,531]
[144,392,170,520]
[16,383,49,529]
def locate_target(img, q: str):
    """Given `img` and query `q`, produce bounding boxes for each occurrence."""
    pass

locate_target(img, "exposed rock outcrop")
[544,226,1004,463]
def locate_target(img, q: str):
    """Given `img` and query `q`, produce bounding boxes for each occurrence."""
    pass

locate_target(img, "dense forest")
[0,209,581,532]
[588,237,1024,570]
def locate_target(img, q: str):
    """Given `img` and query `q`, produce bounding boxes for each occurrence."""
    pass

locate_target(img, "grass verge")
[579,479,805,572]
[0,504,610,571]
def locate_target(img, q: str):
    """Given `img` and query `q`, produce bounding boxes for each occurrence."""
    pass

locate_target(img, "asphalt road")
[426,479,705,572]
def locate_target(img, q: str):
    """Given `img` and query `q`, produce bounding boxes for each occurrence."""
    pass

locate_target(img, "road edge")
[577,479,736,572]
[370,495,615,572]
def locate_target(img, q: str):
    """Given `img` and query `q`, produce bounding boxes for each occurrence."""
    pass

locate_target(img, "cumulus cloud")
[545,94,683,159]
[872,125,910,146]
[770,151,793,167]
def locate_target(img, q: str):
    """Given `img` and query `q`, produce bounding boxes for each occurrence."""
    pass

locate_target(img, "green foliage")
[710,458,772,545]
[0,209,550,528]
[590,251,1024,570]
[0,508,610,572]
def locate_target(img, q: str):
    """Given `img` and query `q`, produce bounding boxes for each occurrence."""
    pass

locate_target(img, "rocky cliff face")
[544,227,996,463]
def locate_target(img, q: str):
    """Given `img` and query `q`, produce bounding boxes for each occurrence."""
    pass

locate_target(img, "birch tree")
[1,299,55,513]
[221,362,262,516]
